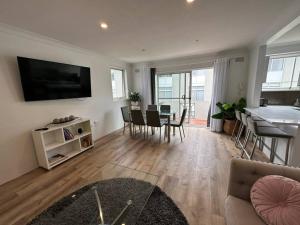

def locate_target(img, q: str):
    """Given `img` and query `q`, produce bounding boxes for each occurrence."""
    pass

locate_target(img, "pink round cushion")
[250,175,300,225]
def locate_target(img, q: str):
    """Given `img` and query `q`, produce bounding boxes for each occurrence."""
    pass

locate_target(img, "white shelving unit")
[32,118,94,170]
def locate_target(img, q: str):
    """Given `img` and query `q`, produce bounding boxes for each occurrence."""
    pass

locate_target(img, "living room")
[0,1,300,225]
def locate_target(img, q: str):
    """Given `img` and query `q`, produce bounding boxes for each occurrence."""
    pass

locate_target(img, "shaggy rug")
[27,178,188,225]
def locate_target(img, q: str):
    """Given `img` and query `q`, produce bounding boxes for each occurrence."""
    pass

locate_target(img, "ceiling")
[0,0,296,63]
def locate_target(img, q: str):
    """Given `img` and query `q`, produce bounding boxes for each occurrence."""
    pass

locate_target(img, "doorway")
[155,68,213,126]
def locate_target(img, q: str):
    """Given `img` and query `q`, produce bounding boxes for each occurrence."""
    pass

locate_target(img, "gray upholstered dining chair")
[147,105,158,111]
[130,110,146,138]
[121,106,131,134]
[160,105,171,113]
[146,110,168,143]
[170,108,187,142]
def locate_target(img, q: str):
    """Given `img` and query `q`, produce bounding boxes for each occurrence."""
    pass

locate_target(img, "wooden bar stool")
[242,117,293,165]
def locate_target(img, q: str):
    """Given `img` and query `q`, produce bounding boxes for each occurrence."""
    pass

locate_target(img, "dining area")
[121,104,187,143]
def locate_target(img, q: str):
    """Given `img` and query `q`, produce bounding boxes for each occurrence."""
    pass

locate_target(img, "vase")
[131,101,139,106]
[223,119,236,135]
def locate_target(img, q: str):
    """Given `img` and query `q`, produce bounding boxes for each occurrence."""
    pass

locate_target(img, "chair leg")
[250,136,259,159]
[242,130,251,150]
[270,138,276,163]
[144,126,146,139]
[123,122,126,134]
[182,125,185,137]
[285,138,291,165]
[147,126,149,138]
[179,126,183,142]
[231,120,238,140]
[159,127,161,143]
[235,124,244,148]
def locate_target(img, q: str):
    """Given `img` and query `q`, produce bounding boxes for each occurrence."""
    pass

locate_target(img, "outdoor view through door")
[156,68,213,126]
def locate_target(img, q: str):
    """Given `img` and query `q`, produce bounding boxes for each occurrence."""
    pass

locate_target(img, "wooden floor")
[0,127,268,225]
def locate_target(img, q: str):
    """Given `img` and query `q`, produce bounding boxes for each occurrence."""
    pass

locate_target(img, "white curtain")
[210,58,229,132]
[141,65,151,111]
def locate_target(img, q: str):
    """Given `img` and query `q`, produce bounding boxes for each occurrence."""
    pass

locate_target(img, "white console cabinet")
[32,118,94,170]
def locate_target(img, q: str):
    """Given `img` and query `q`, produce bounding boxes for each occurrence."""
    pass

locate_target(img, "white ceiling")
[0,0,296,62]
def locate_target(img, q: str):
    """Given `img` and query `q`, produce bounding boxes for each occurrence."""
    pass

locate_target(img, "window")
[263,56,300,90]
[268,58,284,72]
[192,86,204,101]
[158,75,173,98]
[110,68,125,99]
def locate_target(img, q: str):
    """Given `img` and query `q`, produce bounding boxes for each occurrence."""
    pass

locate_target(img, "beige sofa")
[225,158,300,225]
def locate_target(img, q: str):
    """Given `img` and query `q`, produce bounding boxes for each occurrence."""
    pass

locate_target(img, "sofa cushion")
[250,175,300,225]
[225,195,265,225]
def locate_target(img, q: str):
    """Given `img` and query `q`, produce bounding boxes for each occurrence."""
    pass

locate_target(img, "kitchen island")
[245,106,300,167]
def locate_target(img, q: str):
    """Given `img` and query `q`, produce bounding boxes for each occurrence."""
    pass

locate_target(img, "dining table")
[129,111,176,143]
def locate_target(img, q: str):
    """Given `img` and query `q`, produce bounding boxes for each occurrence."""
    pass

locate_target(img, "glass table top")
[29,163,158,225]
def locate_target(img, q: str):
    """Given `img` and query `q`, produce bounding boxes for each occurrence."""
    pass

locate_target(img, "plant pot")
[131,101,139,106]
[223,119,236,135]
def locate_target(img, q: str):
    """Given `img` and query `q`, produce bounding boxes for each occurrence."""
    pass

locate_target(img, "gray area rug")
[27,178,189,225]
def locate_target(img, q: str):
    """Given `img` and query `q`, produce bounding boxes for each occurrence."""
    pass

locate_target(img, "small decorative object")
[212,98,246,134]
[81,136,92,148]
[78,128,83,134]
[52,115,78,124]
[63,128,74,141]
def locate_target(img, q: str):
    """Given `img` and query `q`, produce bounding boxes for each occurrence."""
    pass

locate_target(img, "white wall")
[0,24,131,185]
[246,45,269,107]
[132,49,249,105]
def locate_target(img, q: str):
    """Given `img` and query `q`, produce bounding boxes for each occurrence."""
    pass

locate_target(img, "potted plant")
[212,98,246,134]
[129,91,141,106]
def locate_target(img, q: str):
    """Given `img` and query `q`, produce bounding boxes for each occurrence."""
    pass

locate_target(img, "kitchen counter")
[245,106,300,167]
[245,106,300,125]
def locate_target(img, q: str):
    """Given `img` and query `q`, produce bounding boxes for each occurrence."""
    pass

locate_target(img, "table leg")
[173,113,175,135]
[168,116,170,143]
[129,121,132,136]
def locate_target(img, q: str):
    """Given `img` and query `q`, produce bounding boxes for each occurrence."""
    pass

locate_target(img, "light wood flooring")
[0,126,268,225]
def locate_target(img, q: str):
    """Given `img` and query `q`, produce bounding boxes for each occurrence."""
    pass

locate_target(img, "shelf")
[46,138,78,151]
[45,142,65,151]
[49,151,80,168]
[81,144,94,152]
[74,131,91,139]
[32,118,93,170]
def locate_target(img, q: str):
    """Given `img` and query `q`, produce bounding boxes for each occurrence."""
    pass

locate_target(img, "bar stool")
[236,113,275,150]
[242,117,293,165]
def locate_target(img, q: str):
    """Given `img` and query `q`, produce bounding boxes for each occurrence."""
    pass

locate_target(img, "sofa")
[225,158,300,225]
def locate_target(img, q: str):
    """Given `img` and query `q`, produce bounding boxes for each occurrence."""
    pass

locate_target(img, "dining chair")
[148,105,158,111]
[146,110,168,143]
[130,110,146,138]
[121,106,131,134]
[160,105,171,113]
[170,108,187,142]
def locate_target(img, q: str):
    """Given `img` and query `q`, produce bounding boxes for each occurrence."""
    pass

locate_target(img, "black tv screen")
[17,57,91,101]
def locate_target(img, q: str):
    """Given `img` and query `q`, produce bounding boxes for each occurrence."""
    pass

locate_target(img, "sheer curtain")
[210,58,229,132]
[141,65,151,111]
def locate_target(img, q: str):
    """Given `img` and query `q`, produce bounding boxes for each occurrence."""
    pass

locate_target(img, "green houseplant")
[212,98,246,134]
[129,91,141,106]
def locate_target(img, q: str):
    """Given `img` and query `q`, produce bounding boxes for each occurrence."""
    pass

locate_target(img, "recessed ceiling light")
[141,49,146,52]
[186,0,194,3]
[100,22,108,29]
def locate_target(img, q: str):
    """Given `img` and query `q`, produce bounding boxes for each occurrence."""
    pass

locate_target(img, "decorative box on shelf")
[32,118,94,170]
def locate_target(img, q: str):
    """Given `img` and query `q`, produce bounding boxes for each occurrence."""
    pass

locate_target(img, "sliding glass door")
[156,72,192,122]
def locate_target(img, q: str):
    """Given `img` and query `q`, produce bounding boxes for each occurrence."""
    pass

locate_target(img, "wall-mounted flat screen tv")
[17,57,91,101]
